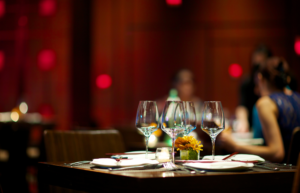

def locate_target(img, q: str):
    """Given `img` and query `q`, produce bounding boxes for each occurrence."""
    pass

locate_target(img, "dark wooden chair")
[287,127,300,165]
[44,130,125,162]
[292,153,300,193]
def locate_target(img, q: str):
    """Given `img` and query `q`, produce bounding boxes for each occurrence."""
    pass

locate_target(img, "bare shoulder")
[256,96,278,115]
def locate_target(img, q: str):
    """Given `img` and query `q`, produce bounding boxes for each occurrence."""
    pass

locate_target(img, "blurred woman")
[220,57,300,162]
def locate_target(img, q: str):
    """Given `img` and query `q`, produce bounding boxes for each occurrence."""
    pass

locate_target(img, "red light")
[38,49,56,71]
[39,0,56,16]
[0,1,5,18]
[96,74,112,89]
[18,16,28,27]
[295,38,300,55]
[38,104,54,118]
[166,0,182,6]
[229,63,243,78]
[0,51,4,71]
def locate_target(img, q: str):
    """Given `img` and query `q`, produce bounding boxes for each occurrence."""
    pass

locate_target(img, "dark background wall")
[0,0,299,130]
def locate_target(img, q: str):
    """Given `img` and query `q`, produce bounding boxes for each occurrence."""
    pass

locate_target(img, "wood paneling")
[91,0,300,128]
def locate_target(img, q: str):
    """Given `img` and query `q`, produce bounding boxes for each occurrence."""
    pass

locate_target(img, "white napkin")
[124,154,156,160]
[90,158,159,167]
[202,154,265,162]
[184,161,254,170]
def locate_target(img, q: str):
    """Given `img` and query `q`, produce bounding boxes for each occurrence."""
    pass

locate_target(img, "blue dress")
[252,92,300,161]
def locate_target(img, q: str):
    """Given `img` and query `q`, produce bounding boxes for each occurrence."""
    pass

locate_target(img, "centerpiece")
[175,136,203,160]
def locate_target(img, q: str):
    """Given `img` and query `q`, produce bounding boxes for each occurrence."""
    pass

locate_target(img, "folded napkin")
[202,154,265,162]
[90,158,159,168]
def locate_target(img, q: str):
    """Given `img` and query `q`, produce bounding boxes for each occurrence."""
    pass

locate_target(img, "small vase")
[180,149,199,160]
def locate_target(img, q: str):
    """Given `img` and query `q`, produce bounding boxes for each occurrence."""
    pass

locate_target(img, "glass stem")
[211,137,216,160]
[145,136,149,159]
[172,137,175,163]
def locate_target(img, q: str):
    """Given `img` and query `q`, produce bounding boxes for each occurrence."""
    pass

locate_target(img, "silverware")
[254,164,280,171]
[108,164,163,171]
[64,161,91,166]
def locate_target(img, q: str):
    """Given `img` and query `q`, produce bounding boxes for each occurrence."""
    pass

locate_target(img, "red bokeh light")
[0,51,4,70]
[294,38,300,55]
[96,74,112,89]
[39,0,56,16]
[18,16,28,27]
[38,49,56,71]
[38,104,54,119]
[0,51,4,71]
[228,63,243,78]
[0,1,5,18]
[166,0,182,6]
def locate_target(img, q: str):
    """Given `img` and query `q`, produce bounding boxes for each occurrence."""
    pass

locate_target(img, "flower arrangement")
[175,136,203,160]
[175,136,203,153]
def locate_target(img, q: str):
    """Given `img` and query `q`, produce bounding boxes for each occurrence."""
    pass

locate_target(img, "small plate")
[90,158,158,168]
[183,162,254,171]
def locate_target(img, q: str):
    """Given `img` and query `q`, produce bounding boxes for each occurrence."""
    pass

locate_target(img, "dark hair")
[253,44,273,58]
[259,57,289,90]
[172,69,194,86]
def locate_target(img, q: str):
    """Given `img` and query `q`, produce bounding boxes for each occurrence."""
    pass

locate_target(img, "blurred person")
[219,57,300,162]
[235,45,273,132]
[157,69,203,122]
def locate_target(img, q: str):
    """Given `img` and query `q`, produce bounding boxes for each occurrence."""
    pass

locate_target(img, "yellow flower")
[175,136,203,153]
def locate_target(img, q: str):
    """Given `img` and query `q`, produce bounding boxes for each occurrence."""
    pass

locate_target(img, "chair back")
[44,130,125,162]
[288,127,300,165]
[292,153,300,193]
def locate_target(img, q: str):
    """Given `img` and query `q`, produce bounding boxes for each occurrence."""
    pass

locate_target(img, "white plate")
[183,162,254,171]
[203,154,265,162]
[90,158,159,168]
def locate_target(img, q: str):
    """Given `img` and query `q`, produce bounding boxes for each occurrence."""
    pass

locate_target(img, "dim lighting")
[19,102,28,114]
[38,49,56,71]
[0,51,4,71]
[39,0,56,16]
[294,38,300,56]
[0,0,5,18]
[166,0,182,6]
[228,63,243,78]
[18,16,28,27]
[96,74,112,89]
[10,112,19,122]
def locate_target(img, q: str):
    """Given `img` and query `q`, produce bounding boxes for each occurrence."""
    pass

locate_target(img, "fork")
[163,162,197,174]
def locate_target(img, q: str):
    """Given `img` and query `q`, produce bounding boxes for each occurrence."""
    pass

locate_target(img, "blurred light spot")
[148,135,158,148]
[39,0,56,16]
[38,49,56,71]
[166,0,182,6]
[38,104,54,118]
[0,1,5,18]
[11,112,19,122]
[295,38,300,55]
[19,102,28,114]
[18,16,28,27]
[96,74,112,89]
[0,51,4,71]
[228,63,243,78]
[0,112,11,122]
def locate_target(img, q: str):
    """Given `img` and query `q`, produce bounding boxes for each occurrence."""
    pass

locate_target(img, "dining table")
[38,161,297,193]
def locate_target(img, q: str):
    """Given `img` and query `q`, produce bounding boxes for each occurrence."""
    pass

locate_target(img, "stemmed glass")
[135,101,159,159]
[201,101,225,160]
[161,101,185,163]
[183,101,197,136]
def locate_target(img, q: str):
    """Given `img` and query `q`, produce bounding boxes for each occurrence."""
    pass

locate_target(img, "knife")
[108,164,163,171]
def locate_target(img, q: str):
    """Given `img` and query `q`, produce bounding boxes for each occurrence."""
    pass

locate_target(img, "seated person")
[219,57,300,163]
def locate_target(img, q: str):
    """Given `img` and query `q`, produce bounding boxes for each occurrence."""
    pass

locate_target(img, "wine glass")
[183,101,197,136]
[161,101,185,163]
[135,101,159,159]
[201,101,225,160]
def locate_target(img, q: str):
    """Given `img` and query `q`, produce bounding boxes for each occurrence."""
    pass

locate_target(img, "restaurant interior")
[0,0,300,192]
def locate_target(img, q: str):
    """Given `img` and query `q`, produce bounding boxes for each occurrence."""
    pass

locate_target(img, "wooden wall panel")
[91,0,300,127]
